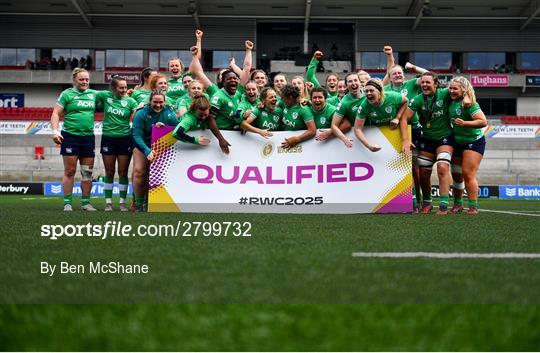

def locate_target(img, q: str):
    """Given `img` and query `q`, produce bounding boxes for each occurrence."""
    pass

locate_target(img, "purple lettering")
[216,165,239,184]
[349,162,374,181]
[266,166,285,184]
[296,165,316,184]
[240,166,264,184]
[187,164,213,184]
[327,163,347,183]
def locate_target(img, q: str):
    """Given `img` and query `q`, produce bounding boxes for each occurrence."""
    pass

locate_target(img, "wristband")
[194,136,199,145]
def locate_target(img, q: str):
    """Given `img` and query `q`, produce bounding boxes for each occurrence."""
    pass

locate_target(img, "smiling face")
[389,66,404,86]
[150,94,165,113]
[245,82,258,100]
[113,79,128,97]
[74,71,90,91]
[156,77,168,91]
[337,80,347,96]
[252,71,268,87]
[168,59,183,77]
[449,81,464,101]
[311,91,326,110]
[364,85,381,104]
[346,74,360,93]
[273,74,287,90]
[326,74,339,91]
[420,75,437,96]
[262,89,277,110]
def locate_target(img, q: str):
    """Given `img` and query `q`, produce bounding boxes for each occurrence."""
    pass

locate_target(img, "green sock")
[104,176,114,199]
[63,194,72,205]
[135,196,145,207]
[82,196,90,205]
[454,197,463,206]
[412,187,417,207]
[468,199,478,208]
[119,177,129,199]
[440,195,449,207]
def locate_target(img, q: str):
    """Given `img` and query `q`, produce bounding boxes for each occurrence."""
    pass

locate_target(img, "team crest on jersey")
[87,94,94,100]
[273,115,279,122]
[401,89,408,95]
[385,106,392,114]
[436,100,443,107]
[107,98,113,104]
[320,117,326,125]
[456,108,462,115]
[211,96,219,104]
[121,100,128,107]
[283,108,288,114]
[370,112,377,117]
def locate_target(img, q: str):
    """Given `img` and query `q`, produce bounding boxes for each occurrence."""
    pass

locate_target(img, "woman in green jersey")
[448,77,487,215]
[171,96,212,146]
[354,79,408,152]
[96,76,138,212]
[50,68,97,211]
[175,80,206,117]
[280,84,316,148]
[131,67,157,107]
[241,87,282,137]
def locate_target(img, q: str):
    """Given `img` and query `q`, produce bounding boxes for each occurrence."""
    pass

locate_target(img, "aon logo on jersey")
[107,107,125,116]
[77,100,95,108]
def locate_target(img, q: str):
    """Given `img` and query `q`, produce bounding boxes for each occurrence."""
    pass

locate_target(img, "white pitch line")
[479,209,540,217]
[352,252,540,259]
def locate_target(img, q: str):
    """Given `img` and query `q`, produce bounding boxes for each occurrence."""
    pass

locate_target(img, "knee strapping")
[436,151,452,165]
[453,181,465,190]
[80,165,93,181]
[417,155,434,169]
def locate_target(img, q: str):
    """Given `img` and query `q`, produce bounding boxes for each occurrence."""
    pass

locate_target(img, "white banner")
[483,124,539,139]
[148,126,412,214]
[0,121,103,135]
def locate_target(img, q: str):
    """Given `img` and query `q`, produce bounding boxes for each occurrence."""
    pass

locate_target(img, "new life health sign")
[499,185,540,199]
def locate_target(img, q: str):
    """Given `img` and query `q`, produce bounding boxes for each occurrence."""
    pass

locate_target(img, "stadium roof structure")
[1,0,539,31]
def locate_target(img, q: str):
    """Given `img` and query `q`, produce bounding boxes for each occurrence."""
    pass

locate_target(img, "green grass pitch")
[1,195,539,350]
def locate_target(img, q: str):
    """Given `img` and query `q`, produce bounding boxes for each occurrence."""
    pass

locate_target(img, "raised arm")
[306,51,323,88]
[383,46,395,86]
[189,46,212,89]
[195,30,203,60]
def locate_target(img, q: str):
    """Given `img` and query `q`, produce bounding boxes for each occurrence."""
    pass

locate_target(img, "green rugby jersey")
[56,88,97,136]
[209,86,245,130]
[250,106,283,131]
[166,76,188,105]
[450,101,484,144]
[335,92,365,125]
[311,103,336,129]
[97,91,138,137]
[385,78,421,129]
[356,91,403,126]
[408,88,452,141]
[281,103,314,131]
